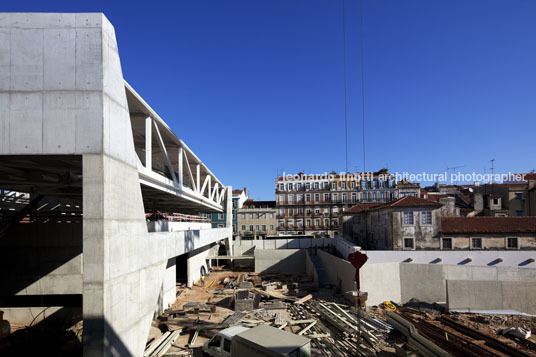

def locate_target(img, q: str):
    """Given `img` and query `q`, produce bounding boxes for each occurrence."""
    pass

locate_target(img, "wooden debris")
[293,294,313,305]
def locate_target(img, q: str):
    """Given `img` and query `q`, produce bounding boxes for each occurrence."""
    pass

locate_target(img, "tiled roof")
[441,216,536,234]
[345,203,382,213]
[389,196,443,208]
[232,187,247,195]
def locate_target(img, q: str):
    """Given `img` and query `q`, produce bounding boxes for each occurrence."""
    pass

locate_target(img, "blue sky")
[4,1,536,200]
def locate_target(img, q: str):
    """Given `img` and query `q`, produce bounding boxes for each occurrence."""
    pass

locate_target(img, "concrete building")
[275,169,417,237]
[237,200,277,239]
[0,13,232,356]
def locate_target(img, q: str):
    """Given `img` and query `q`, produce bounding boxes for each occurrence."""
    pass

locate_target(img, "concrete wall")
[0,223,82,295]
[305,250,319,283]
[315,250,536,310]
[148,221,212,232]
[234,237,333,252]
[446,280,536,314]
[186,244,218,287]
[317,250,357,301]
[361,250,536,269]
[254,249,306,274]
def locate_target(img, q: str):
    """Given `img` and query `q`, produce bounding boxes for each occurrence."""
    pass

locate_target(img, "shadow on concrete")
[1,306,83,356]
[185,229,201,253]
[0,222,82,298]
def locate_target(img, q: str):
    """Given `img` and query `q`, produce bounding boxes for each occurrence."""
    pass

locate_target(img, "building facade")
[440,216,536,250]
[212,187,248,236]
[275,169,418,237]
[237,200,277,239]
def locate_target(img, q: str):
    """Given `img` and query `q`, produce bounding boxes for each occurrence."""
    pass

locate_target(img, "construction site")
[0,11,536,357]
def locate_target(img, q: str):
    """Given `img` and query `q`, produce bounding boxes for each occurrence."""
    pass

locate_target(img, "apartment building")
[275,169,416,237]
[237,200,277,239]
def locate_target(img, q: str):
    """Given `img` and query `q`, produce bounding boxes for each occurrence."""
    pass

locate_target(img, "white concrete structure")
[0,13,232,356]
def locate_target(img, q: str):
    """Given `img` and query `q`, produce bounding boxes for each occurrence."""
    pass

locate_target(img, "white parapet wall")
[317,250,536,313]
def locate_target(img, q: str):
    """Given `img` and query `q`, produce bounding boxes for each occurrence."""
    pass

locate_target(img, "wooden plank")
[294,294,313,305]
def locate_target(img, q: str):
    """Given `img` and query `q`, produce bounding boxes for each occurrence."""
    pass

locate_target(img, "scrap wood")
[144,331,170,357]
[151,329,181,356]
[306,333,330,339]
[294,294,312,305]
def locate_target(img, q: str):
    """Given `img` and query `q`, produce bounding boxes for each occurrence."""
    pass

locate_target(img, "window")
[288,183,293,190]
[306,219,311,227]
[241,213,245,219]
[351,181,356,189]
[332,182,337,189]
[288,220,294,227]
[403,238,414,249]
[223,338,231,353]
[306,194,311,202]
[279,195,284,203]
[279,183,284,191]
[352,192,357,202]
[333,193,338,202]
[279,220,284,227]
[403,212,414,225]
[372,192,377,201]
[241,225,245,231]
[342,182,347,189]
[353,216,360,223]
[256,225,260,231]
[314,182,319,189]
[218,213,224,219]
[315,219,320,226]
[515,192,523,200]
[324,218,329,226]
[209,336,221,348]
[288,194,294,203]
[333,206,338,213]
[262,225,266,231]
[249,225,253,231]
[342,193,347,202]
[471,237,482,249]
[315,207,320,214]
[297,207,303,214]
[442,238,452,250]
[270,225,274,230]
[297,194,303,202]
[493,198,499,205]
[233,224,236,232]
[289,207,294,215]
[297,220,303,228]
[333,219,338,226]
[380,191,385,201]
[324,193,330,201]
[296,183,302,190]
[315,193,320,202]
[515,210,523,216]
[507,237,518,249]
[305,183,310,190]
[249,214,253,219]
[306,208,311,215]
[323,182,329,189]
[421,211,432,225]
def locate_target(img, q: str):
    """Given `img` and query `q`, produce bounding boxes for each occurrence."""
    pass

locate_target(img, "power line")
[342,0,349,173]
[359,0,366,172]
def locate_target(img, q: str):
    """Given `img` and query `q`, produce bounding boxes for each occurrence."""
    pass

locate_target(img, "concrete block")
[0,13,76,29]
[9,92,43,152]
[0,29,9,91]
[10,28,43,91]
[75,28,102,90]
[400,264,445,303]
[44,28,76,89]
[43,91,77,153]
[75,13,103,28]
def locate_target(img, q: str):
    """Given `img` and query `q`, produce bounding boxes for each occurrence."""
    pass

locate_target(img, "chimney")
[473,192,483,214]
